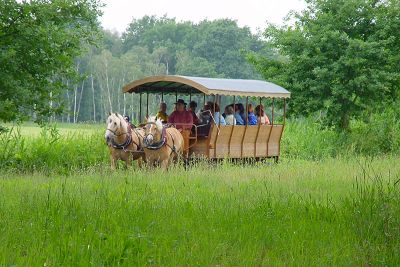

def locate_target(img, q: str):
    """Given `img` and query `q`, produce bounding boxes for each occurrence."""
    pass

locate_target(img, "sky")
[100,0,306,34]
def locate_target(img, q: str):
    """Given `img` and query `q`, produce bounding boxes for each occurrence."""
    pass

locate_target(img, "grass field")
[1,157,399,266]
[1,123,399,265]
[4,122,103,137]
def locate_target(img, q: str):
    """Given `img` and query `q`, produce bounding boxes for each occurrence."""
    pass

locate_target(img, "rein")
[109,126,142,152]
[143,122,177,155]
[107,128,128,136]
[144,123,167,150]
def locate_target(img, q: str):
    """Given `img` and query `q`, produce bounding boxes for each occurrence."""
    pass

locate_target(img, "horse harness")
[108,126,142,153]
[144,124,177,156]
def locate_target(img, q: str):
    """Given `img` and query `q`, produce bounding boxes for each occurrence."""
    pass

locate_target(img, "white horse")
[105,112,145,170]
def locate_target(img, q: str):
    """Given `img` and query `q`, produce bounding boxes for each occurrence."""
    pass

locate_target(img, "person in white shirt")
[255,105,270,125]
[224,105,236,125]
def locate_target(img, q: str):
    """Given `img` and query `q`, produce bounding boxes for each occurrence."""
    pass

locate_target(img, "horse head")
[105,112,127,145]
[144,116,163,146]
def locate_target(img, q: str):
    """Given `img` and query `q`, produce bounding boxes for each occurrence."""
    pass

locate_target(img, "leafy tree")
[175,51,219,77]
[192,19,263,79]
[248,0,400,129]
[0,0,102,124]
[122,16,264,79]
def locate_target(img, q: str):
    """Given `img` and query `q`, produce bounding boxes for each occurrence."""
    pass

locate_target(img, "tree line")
[61,16,267,123]
[1,0,399,130]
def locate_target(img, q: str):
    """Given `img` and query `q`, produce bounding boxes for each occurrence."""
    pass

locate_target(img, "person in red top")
[168,99,193,130]
[188,101,199,125]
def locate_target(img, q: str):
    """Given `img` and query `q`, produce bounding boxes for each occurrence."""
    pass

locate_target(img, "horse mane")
[109,112,127,130]
[147,116,163,132]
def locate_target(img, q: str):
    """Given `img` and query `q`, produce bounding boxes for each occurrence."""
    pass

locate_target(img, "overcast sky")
[100,0,306,34]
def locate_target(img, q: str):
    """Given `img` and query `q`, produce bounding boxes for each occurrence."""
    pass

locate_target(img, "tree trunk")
[76,79,85,122]
[105,60,113,112]
[340,112,350,131]
[91,73,96,122]
[73,62,80,123]
[66,80,71,123]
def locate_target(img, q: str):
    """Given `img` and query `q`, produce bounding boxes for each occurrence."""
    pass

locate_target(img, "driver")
[168,99,193,130]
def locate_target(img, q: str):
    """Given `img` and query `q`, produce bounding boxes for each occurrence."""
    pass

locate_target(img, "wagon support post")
[228,95,236,157]
[146,92,149,118]
[283,98,286,125]
[139,93,142,123]
[254,96,262,157]
[271,98,275,125]
[241,96,249,158]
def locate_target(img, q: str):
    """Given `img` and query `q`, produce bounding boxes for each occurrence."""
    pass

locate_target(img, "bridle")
[143,122,177,154]
[107,123,142,152]
[106,128,128,136]
[143,122,166,150]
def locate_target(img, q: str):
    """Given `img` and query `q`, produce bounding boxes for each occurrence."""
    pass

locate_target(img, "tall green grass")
[0,124,108,174]
[0,158,399,265]
[1,109,400,174]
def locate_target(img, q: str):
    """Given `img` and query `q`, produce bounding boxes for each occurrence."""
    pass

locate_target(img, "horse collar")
[145,127,167,150]
[111,130,132,150]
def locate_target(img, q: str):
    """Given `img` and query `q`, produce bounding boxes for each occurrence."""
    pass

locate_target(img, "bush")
[346,106,400,155]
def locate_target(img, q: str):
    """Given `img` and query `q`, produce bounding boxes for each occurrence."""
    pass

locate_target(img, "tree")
[248,0,400,129]
[175,51,219,77]
[0,0,102,124]
[122,16,264,79]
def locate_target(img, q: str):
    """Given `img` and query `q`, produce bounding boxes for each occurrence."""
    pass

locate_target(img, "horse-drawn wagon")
[122,75,290,162]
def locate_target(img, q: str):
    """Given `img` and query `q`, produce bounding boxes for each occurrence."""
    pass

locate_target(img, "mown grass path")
[1,157,399,266]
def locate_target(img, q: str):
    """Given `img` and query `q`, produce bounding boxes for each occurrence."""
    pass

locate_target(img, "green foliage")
[122,16,264,79]
[0,0,102,123]
[2,111,400,174]
[347,105,400,154]
[343,166,400,265]
[0,125,108,174]
[248,0,400,129]
[281,117,340,160]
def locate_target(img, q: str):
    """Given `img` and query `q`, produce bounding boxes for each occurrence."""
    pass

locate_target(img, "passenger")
[156,102,168,123]
[188,100,199,125]
[209,102,226,126]
[247,104,258,125]
[168,99,193,130]
[224,105,236,125]
[234,103,246,125]
[197,103,211,125]
[255,105,271,125]
[123,115,134,130]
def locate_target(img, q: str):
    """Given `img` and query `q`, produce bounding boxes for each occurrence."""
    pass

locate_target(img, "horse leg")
[125,156,131,169]
[160,159,169,171]
[110,156,117,170]
[137,157,143,168]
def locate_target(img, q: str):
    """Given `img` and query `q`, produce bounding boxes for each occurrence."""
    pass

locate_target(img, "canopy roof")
[122,75,290,98]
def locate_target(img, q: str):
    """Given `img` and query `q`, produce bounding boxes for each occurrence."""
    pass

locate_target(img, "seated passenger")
[197,103,211,125]
[123,115,134,130]
[188,101,199,125]
[209,102,226,126]
[247,104,258,125]
[224,105,236,125]
[234,103,246,125]
[168,99,193,130]
[156,102,168,123]
[255,105,270,125]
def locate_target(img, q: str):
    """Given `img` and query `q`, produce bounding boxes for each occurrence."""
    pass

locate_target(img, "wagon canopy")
[122,75,290,98]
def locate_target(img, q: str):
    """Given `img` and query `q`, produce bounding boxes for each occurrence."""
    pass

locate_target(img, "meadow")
[0,122,400,265]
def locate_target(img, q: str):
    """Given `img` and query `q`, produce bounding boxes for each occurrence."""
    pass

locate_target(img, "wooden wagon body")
[123,75,290,161]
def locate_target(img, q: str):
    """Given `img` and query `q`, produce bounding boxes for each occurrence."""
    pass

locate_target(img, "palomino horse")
[105,112,145,169]
[143,116,184,170]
